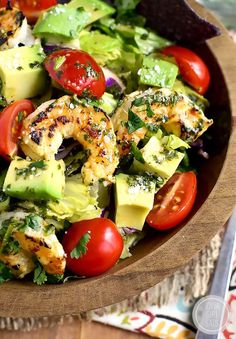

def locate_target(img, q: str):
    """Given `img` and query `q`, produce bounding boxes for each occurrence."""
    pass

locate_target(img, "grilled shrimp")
[21,96,119,185]
[0,247,35,278]
[0,7,35,50]
[14,226,66,275]
[112,88,213,156]
[0,211,66,277]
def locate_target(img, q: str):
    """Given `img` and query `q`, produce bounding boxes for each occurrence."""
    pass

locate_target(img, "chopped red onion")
[102,67,126,94]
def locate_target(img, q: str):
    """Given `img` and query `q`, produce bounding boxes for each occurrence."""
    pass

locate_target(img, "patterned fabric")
[93,241,236,338]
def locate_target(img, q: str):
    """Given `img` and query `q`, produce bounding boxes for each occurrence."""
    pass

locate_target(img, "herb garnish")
[146,102,155,118]
[29,61,41,69]
[15,160,47,178]
[0,262,13,284]
[127,109,145,134]
[33,263,47,285]
[131,142,145,164]
[70,232,91,259]
[18,111,24,123]
[54,56,66,71]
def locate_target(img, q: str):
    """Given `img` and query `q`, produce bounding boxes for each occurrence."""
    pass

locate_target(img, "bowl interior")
[113,42,231,265]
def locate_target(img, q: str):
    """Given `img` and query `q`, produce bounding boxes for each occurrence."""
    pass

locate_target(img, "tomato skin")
[62,218,124,277]
[1,0,57,23]
[146,172,197,231]
[45,49,106,99]
[0,100,35,160]
[162,46,210,95]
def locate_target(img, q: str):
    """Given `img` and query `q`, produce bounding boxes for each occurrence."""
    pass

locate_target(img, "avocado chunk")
[132,136,185,179]
[115,173,156,230]
[3,158,65,201]
[139,56,178,88]
[67,0,115,25]
[173,79,209,110]
[0,45,47,103]
[33,5,90,39]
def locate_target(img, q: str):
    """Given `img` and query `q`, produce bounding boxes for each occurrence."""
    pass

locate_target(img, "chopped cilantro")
[33,263,47,285]
[16,160,47,178]
[47,274,64,284]
[24,215,41,231]
[18,111,24,123]
[54,56,66,71]
[146,102,155,118]
[131,142,145,164]
[0,262,13,284]
[127,109,145,134]
[29,61,41,69]
[70,232,91,259]
[132,97,144,107]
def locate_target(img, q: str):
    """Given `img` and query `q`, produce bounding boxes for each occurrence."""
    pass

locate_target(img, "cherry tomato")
[2,0,57,23]
[0,0,13,7]
[146,172,197,231]
[162,46,210,95]
[0,100,35,160]
[62,218,124,277]
[45,49,106,99]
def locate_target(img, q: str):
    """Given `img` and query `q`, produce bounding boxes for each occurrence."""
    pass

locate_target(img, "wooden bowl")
[0,1,236,318]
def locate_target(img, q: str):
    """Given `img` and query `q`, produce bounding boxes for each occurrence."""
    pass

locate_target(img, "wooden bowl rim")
[0,1,236,318]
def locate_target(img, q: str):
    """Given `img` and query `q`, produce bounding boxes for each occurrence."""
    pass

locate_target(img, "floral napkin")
[92,236,236,338]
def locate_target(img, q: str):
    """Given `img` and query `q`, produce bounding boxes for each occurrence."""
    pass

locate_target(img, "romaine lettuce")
[47,175,101,223]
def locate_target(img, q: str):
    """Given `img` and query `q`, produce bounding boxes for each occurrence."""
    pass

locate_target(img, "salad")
[0,0,213,284]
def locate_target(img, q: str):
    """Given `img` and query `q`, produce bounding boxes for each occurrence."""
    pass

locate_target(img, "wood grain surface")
[0,321,148,339]
[0,0,235,318]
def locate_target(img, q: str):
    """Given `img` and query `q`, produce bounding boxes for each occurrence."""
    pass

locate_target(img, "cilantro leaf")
[146,102,155,118]
[47,274,64,284]
[70,232,91,259]
[18,111,24,123]
[132,97,144,107]
[54,56,66,71]
[33,264,47,285]
[19,215,41,232]
[0,261,13,284]
[127,109,145,134]
[115,0,141,11]
[131,142,145,164]
[25,215,41,231]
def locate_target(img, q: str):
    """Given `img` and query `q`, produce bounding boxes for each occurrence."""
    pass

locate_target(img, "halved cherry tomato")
[45,49,106,99]
[146,172,197,231]
[16,0,57,23]
[0,100,35,160]
[62,218,123,277]
[162,46,210,95]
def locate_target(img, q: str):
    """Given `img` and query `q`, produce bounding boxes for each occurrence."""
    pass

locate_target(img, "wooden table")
[0,320,148,339]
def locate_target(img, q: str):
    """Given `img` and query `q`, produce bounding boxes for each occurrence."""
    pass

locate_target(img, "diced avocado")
[132,136,184,179]
[33,5,90,39]
[0,45,47,103]
[115,173,156,230]
[134,27,172,55]
[67,0,115,25]
[96,92,118,116]
[3,158,65,201]
[139,56,178,88]
[173,79,209,110]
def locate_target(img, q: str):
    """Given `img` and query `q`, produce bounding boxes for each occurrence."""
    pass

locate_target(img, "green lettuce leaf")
[120,231,144,259]
[47,175,101,223]
[79,30,122,66]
